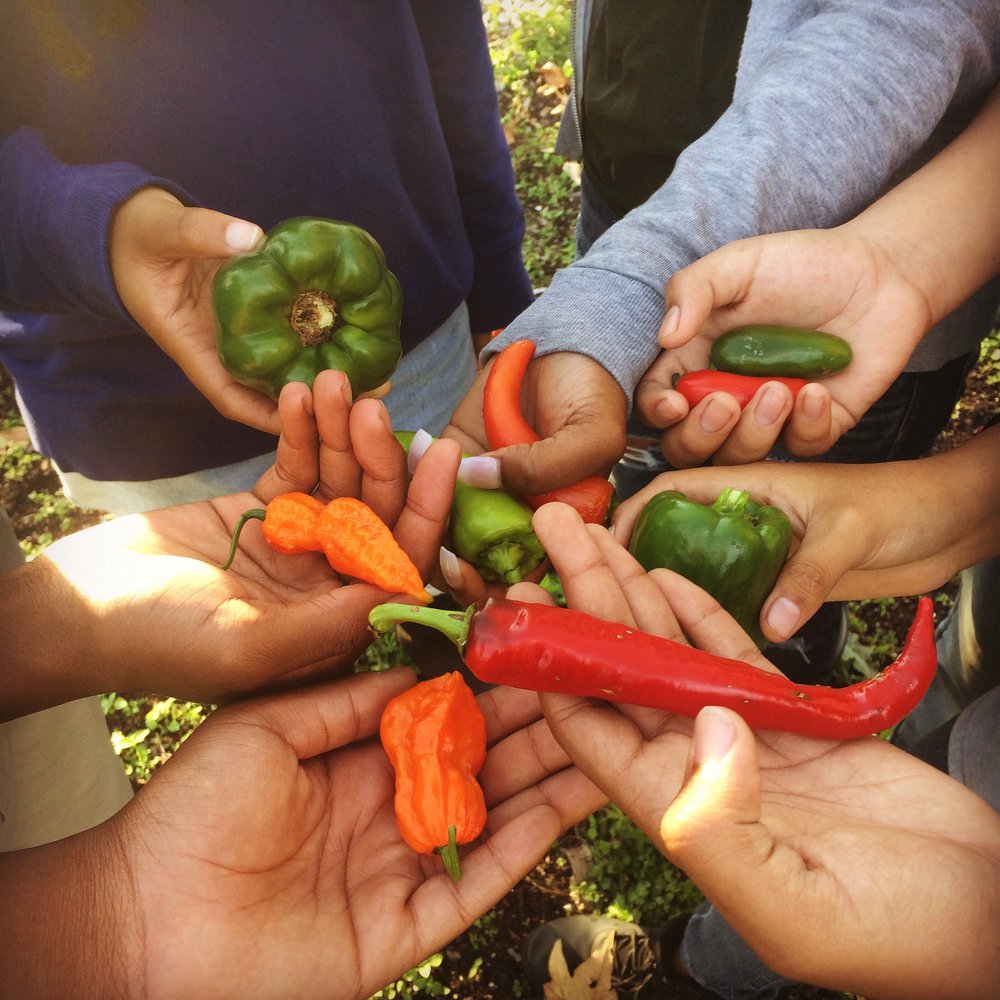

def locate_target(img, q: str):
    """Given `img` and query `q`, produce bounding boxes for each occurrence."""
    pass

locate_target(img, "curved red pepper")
[675,370,808,409]
[369,597,936,741]
[483,339,615,524]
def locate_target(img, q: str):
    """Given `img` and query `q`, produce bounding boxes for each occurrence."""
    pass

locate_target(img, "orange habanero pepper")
[379,671,487,881]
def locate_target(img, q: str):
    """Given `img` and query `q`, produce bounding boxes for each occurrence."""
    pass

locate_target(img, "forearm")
[489,0,1000,400]
[0,821,136,999]
[847,82,1000,324]
[0,127,192,318]
[0,556,103,721]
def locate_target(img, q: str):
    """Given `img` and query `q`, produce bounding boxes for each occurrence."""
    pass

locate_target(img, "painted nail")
[458,455,503,489]
[439,547,463,589]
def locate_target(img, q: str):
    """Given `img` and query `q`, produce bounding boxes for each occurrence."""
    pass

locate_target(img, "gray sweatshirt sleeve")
[489,0,1000,404]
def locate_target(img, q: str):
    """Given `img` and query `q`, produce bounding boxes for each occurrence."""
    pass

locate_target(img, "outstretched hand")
[633,227,931,467]
[3,668,607,999]
[29,371,460,709]
[510,503,1000,1000]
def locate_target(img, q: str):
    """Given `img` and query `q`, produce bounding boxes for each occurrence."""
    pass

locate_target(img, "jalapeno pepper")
[214,216,403,399]
[627,488,792,648]
[380,671,487,881]
[368,597,936,741]
[710,325,852,379]
[395,431,546,585]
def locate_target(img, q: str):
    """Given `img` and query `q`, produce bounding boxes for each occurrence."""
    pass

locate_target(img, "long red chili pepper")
[369,597,936,741]
[483,339,615,524]
[674,370,808,410]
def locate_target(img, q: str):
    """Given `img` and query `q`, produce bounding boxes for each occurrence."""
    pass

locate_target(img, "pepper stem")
[479,541,526,585]
[368,602,475,654]
[438,825,462,882]
[712,487,750,517]
[289,289,339,347]
[221,508,266,570]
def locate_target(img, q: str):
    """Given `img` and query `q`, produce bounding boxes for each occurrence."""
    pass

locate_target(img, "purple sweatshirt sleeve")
[0,127,193,322]
[411,0,535,334]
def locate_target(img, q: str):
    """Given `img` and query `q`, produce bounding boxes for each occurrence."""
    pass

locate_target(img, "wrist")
[0,814,141,997]
[0,554,104,720]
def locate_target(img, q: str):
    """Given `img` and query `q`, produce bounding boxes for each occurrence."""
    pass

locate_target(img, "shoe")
[522,915,675,999]
[764,600,849,685]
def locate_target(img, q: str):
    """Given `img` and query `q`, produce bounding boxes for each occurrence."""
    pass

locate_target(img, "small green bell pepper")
[395,432,546,585]
[710,325,852,379]
[214,216,403,399]
[628,487,792,648]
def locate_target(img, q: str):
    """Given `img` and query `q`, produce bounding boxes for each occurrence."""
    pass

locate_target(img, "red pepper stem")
[712,487,750,517]
[438,825,463,882]
[368,602,474,655]
[221,508,266,571]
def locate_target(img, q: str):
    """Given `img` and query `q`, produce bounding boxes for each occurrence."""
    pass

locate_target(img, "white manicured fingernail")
[439,547,463,589]
[458,455,502,489]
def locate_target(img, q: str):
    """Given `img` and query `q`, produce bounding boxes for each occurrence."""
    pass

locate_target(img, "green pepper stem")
[221,508,266,570]
[712,487,750,517]
[479,541,527,585]
[438,825,462,882]
[368,602,474,654]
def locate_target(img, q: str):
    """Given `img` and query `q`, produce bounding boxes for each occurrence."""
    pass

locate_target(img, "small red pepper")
[223,492,430,601]
[369,597,936,741]
[674,370,808,409]
[483,339,615,524]
[380,671,488,881]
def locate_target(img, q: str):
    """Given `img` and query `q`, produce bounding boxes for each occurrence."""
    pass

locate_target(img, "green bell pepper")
[214,216,402,399]
[710,324,852,379]
[628,487,792,648]
[395,432,546,585]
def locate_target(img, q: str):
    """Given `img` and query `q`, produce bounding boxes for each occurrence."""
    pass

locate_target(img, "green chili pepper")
[395,432,546,585]
[710,325,852,379]
[628,487,792,648]
[214,216,403,399]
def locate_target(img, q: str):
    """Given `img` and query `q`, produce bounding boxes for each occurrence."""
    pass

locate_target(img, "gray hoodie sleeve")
[488,0,1000,405]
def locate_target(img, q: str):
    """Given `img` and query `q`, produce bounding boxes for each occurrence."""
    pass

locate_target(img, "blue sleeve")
[0,126,193,321]
[410,0,535,333]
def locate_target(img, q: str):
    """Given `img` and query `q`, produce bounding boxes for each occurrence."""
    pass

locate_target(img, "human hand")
[609,423,1000,643]
[3,668,606,999]
[443,348,627,496]
[511,505,1000,999]
[24,370,459,711]
[633,227,931,466]
[108,187,279,432]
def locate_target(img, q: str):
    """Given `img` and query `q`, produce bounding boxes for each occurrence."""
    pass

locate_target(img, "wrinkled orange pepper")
[379,671,487,881]
[315,496,430,602]
[223,492,429,602]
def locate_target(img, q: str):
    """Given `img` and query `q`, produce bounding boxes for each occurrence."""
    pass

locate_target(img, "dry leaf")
[542,934,619,1000]
[538,60,568,89]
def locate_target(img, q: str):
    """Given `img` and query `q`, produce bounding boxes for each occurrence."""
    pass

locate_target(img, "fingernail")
[226,221,263,252]
[699,399,731,434]
[458,455,502,489]
[693,707,735,764]
[800,385,824,422]
[659,304,681,341]
[439,547,463,589]
[754,385,786,426]
[765,596,800,640]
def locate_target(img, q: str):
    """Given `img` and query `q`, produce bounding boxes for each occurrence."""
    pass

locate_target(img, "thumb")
[758,533,850,643]
[660,705,772,894]
[659,240,762,348]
